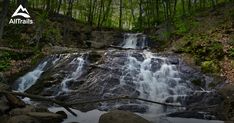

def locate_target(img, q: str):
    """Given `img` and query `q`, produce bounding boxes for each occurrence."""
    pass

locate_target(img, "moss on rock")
[201,61,220,73]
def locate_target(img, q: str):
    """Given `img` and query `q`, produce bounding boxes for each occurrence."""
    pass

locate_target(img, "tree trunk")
[119,0,123,29]
[57,0,62,14]
[138,0,143,30]
[17,0,28,7]
[67,0,74,17]
[0,0,9,40]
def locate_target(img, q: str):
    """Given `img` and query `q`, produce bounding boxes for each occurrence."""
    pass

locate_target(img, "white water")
[121,36,191,113]
[16,61,48,92]
[13,34,224,123]
[122,33,146,49]
[60,56,85,92]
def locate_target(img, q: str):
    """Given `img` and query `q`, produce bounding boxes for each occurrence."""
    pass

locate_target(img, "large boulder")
[0,99,10,116]
[27,112,64,123]
[7,115,40,123]
[9,105,48,116]
[0,82,9,90]
[4,94,25,108]
[99,110,150,123]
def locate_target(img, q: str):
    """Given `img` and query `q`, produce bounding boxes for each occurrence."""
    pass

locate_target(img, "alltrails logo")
[9,5,33,24]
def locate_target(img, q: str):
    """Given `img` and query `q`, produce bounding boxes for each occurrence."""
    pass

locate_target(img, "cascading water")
[14,53,88,95]
[120,50,191,114]
[60,56,86,92]
[13,33,224,123]
[121,33,147,49]
[15,61,48,92]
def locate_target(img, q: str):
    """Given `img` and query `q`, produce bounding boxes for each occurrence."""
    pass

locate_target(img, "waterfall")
[114,33,191,113]
[60,56,86,92]
[13,33,223,123]
[15,61,48,92]
[120,50,191,113]
[122,33,147,49]
[14,53,87,94]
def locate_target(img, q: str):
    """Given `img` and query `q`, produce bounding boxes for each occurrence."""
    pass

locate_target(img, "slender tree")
[0,0,9,40]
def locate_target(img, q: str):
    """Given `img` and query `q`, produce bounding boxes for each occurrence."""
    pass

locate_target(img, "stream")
[13,33,224,123]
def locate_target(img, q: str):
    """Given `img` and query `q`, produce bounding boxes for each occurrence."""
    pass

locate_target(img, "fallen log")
[0,91,184,117]
[0,47,33,54]
[68,96,184,107]
[0,91,77,116]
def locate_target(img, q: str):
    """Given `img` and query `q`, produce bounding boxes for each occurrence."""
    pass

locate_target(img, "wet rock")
[56,111,67,118]
[88,51,103,63]
[0,82,9,91]
[27,112,64,123]
[117,104,148,113]
[7,115,40,123]
[5,94,25,108]
[216,85,234,120]
[168,57,179,65]
[185,91,223,107]
[167,111,216,120]
[99,110,150,123]
[0,72,6,84]
[9,105,42,116]
[150,58,163,72]
[0,100,10,116]
[0,115,9,123]
[131,53,144,62]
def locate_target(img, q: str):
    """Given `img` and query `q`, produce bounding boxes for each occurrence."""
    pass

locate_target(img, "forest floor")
[172,3,234,83]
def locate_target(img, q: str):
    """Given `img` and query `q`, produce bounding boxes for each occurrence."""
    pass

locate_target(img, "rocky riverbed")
[1,33,233,123]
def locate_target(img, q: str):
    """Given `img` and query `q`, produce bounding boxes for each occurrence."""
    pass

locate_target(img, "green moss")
[201,60,220,73]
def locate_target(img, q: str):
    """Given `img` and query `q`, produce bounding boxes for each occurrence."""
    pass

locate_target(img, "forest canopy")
[5,0,234,31]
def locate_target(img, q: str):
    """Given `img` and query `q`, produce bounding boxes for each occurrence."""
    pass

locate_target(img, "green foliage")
[178,34,224,64]
[0,52,11,71]
[0,50,34,72]
[31,51,44,65]
[201,60,220,73]
[42,26,62,44]
[0,61,10,71]
[228,48,234,59]
[162,31,172,40]
[35,11,62,45]
[174,17,198,35]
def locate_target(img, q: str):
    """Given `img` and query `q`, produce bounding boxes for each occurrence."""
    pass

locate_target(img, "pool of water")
[48,107,224,123]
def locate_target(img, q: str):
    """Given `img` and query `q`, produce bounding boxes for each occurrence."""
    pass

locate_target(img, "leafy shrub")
[201,60,220,73]
[178,34,224,64]
[0,52,11,71]
[0,60,10,71]
[228,48,234,58]
[174,17,198,35]
[42,27,62,44]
